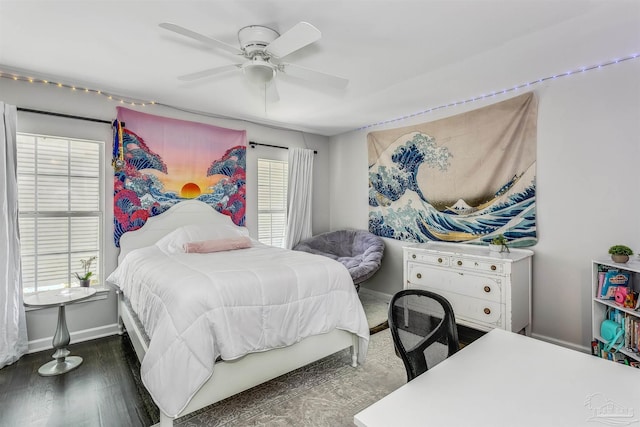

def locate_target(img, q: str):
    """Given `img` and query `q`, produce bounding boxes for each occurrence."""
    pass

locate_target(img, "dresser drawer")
[451,257,504,274]
[406,250,449,267]
[452,295,504,329]
[406,263,503,303]
[407,285,504,329]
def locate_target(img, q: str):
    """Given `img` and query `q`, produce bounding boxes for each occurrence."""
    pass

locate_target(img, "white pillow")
[156,223,250,254]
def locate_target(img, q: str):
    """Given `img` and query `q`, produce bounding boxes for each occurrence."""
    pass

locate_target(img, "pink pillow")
[183,236,252,254]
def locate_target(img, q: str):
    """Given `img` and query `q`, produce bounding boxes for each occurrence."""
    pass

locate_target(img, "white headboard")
[118,200,244,263]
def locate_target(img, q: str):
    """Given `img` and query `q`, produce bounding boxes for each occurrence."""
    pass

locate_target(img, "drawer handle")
[484,308,491,315]
[483,286,491,293]
[412,254,416,259]
[437,258,443,263]
[491,265,497,271]
[416,273,422,279]
[457,260,462,266]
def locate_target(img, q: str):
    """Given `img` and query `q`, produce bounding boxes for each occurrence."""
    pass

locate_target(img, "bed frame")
[115,200,359,427]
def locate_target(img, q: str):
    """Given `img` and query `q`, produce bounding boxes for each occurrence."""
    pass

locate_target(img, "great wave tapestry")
[368,92,537,247]
[113,107,246,247]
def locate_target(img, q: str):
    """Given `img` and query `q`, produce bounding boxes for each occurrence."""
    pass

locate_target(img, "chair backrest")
[388,289,459,382]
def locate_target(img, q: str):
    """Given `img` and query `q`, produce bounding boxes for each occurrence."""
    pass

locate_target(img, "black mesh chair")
[388,289,460,382]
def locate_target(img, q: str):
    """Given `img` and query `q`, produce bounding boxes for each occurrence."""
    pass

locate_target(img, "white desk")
[24,287,96,376]
[355,328,640,427]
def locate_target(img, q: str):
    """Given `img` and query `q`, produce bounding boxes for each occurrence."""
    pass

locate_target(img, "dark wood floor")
[458,324,487,346]
[0,334,158,427]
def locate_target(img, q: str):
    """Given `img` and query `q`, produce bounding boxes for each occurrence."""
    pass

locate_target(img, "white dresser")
[403,242,533,334]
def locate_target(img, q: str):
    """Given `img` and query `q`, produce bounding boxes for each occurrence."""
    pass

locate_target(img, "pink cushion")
[183,237,252,254]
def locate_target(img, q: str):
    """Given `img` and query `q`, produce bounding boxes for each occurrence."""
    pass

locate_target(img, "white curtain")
[285,147,314,249]
[0,102,28,368]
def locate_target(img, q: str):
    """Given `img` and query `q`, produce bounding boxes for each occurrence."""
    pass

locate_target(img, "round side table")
[24,287,97,376]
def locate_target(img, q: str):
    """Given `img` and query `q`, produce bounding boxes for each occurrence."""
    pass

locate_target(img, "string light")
[0,72,155,107]
[358,52,640,131]
[1,52,638,130]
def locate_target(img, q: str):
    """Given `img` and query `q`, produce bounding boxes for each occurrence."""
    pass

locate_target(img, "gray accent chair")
[293,229,384,291]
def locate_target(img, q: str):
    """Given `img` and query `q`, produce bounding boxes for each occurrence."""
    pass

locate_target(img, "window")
[257,158,288,248]
[16,133,103,293]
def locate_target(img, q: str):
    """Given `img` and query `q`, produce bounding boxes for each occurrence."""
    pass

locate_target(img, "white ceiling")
[1,1,639,136]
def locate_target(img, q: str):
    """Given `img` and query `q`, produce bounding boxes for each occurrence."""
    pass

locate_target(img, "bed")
[107,200,369,427]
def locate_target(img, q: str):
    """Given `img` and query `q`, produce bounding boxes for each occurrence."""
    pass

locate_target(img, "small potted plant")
[75,256,97,287]
[608,245,633,263]
[489,234,510,253]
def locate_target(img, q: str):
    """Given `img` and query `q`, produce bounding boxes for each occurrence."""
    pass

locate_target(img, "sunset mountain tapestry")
[113,107,246,247]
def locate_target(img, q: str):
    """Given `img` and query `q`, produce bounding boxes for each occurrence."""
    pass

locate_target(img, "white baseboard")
[27,323,121,354]
[530,332,591,354]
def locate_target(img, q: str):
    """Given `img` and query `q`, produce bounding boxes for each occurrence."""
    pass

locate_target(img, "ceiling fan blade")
[280,63,349,89]
[265,22,321,58]
[177,64,241,81]
[159,22,243,56]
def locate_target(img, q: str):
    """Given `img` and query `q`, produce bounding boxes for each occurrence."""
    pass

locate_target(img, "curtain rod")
[249,141,317,154]
[15,111,317,153]
[17,107,112,125]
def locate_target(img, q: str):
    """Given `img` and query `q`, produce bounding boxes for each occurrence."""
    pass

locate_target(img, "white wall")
[0,78,331,344]
[329,58,640,350]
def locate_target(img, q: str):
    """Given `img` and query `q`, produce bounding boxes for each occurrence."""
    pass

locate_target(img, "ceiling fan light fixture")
[242,58,276,85]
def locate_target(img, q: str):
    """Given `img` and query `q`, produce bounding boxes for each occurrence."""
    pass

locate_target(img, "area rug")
[174,329,405,427]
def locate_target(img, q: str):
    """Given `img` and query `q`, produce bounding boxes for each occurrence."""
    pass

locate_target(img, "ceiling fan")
[159,21,349,101]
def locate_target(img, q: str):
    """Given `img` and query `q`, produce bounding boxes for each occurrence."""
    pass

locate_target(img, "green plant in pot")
[489,234,510,253]
[608,245,633,263]
[75,256,97,287]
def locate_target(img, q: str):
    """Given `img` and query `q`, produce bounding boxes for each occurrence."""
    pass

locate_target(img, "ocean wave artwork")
[113,107,247,247]
[367,93,537,247]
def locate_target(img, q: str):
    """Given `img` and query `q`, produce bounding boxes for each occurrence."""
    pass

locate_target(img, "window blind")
[16,134,103,293]
[257,158,288,248]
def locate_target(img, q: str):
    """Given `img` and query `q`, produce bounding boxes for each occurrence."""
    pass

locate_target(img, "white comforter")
[107,241,369,417]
